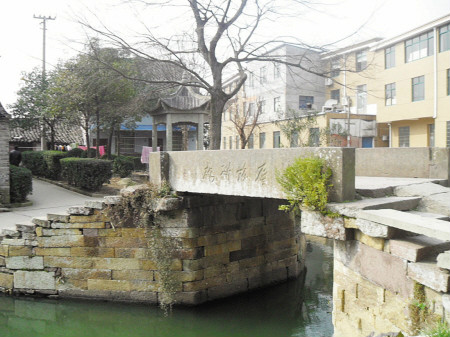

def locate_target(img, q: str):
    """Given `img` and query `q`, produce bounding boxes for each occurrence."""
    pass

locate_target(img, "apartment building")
[221,44,327,149]
[324,14,450,148]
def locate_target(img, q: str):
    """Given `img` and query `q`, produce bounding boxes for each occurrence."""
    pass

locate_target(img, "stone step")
[408,259,450,293]
[389,235,450,262]
[358,209,450,241]
[437,251,450,269]
[393,182,450,197]
[406,210,450,221]
[327,196,421,218]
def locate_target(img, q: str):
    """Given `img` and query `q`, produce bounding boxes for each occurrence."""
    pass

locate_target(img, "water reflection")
[0,238,333,337]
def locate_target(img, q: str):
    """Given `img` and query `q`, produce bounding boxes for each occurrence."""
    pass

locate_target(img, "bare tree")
[79,0,335,150]
[228,99,263,149]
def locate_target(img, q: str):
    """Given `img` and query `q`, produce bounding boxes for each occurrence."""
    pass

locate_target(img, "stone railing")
[149,148,355,202]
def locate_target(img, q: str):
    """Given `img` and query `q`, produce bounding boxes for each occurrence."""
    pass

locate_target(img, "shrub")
[277,156,332,214]
[113,156,135,178]
[10,165,33,203]
[61,158,112,191]
[21,151,47,176]
[66,147,84,158]
[101,154,117,160]
[80,148,97,158]
[42,151,67,180]
[128,156,146,171]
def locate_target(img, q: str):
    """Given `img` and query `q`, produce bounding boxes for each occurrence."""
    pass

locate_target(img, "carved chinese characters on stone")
[255,163,268,184]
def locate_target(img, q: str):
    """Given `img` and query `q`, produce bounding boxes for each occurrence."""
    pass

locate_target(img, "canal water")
[0,239,333,337]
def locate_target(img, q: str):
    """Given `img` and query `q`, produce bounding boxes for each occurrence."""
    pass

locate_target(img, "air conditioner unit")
[325,78,333,86]
[382,135,389,141]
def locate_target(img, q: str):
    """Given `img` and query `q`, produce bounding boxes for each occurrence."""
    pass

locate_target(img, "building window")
[309,128,320,147]
[248,72,254,87]
[260,100,266,114]
[440,23,450,52]
[447,69,450,95]
[274,97,281,112]
[331,57,340,77]
[299,96,314,109]
[412,75,425,102]
[399,126,410,147]
[248,134,254,149]
[260,66,267,84]
[274,62,281,79]
[385,46,395,69]
[259,132,266,148]
[229,136,233,149]
[223,110,226,121]
[356,50,367,71]
[223,137,227,149]
[228,108,232,121]
[273,131,281,148]
[356,84,367,113]
[447,121,450,147]
[235,135,239,149]
[385,83,396,106]
[290,131,299,147]
[331,89,340,103]
[405,31,434,62]
[428,124,435,147]
[248,103,255,116]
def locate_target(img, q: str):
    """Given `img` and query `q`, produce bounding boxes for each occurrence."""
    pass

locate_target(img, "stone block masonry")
[0,192,306,305]
[0,113,10,205]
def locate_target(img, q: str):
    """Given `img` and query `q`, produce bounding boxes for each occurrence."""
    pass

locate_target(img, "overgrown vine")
[105,182,180,313]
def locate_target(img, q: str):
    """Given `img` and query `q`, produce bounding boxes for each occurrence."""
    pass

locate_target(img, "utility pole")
[33,15,56,151]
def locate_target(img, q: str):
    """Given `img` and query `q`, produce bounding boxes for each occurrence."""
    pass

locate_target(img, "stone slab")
[327,197,421,218]
[390,235,450,262]
[359,209,450,241]
[14,271,55,290]
[150,148,355,202]
[394,182,450,197]
[6,256,44,270]
[355,218,394,238]
[334,240,414,298]
[437,251,450,269]
[408,260,450,292]
[417,192,450,216]
[301,211,349,240]
[406,211,450,221]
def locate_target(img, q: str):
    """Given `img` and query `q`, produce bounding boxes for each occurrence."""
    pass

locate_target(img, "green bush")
[21,151,47,176]
[42,151,67,180]
[277,156,332,214]
[66,147,84,158]
[113,156,134,178]
[10,165,33,203]
[128,156,146,171]
[101,154,117,160]
[61,158,112,191]
[80,148,97,158]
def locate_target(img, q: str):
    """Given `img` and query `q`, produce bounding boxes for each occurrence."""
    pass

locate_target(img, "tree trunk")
[95,98,101,159]
[209,96,227,150]
[117,125,121,156]
[84,119,90,152]
[107,126,114,159]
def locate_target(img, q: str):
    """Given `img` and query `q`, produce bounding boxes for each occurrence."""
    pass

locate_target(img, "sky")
[0,0,449,109]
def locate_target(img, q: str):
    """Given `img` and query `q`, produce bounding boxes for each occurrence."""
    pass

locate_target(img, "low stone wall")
[150,148,355,202]
[0,193,305,305]
[0,114,9,205]
[356,147,450,182]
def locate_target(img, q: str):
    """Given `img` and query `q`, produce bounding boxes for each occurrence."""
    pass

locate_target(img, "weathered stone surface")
[104,195,122,205]
[0,272,13,289]
[15,223,36,233]
[390,235,450,262]
[44,256,94,269]
[327,196,421,218]
[154,198,182,212]
[1,239,26,246]
[84,200,105,209]
[88,279,131,292]
[8,246,33,257]
[31,217,50,228]
[437,251,450,269]
[0,245,8,256]
[71,247,115,258]
[51,222,106,229]
[42,229,82,236]
[14,271,55,290]
[0,228,20,237]
[37,235,84,248]
[47,213,70,222]
[6,256,44,270]
[394,182,449,197]
[408,260,450,292]
[334,240,413,298]
[34,248,71,257]
[355,218,394,238]
[417,192,450,216]
[301,211,349,240]
[355,230,385,251]
[61,268,111,280]
[359,209,450,241]
[407,210,450,221]
[68,206,93,215]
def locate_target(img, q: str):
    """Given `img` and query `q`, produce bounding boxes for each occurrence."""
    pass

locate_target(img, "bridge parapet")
[149,148,355,202]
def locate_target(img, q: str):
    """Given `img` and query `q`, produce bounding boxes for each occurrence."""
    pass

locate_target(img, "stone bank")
[0,192,306,305]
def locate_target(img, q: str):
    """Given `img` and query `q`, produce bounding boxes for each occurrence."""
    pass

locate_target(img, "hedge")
[61,158,112,191]
[42,151,67,180]
[81,148,97,158]
[22,151,47,176]
[66,147,84,158]
[113,156,135,178]
[10,165,33,203]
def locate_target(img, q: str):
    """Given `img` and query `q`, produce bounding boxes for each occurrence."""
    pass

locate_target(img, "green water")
[0,240,333,337]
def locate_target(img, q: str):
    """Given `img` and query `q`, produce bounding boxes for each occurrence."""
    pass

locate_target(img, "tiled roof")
[0,103,9,118]
[10,122,84,144]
